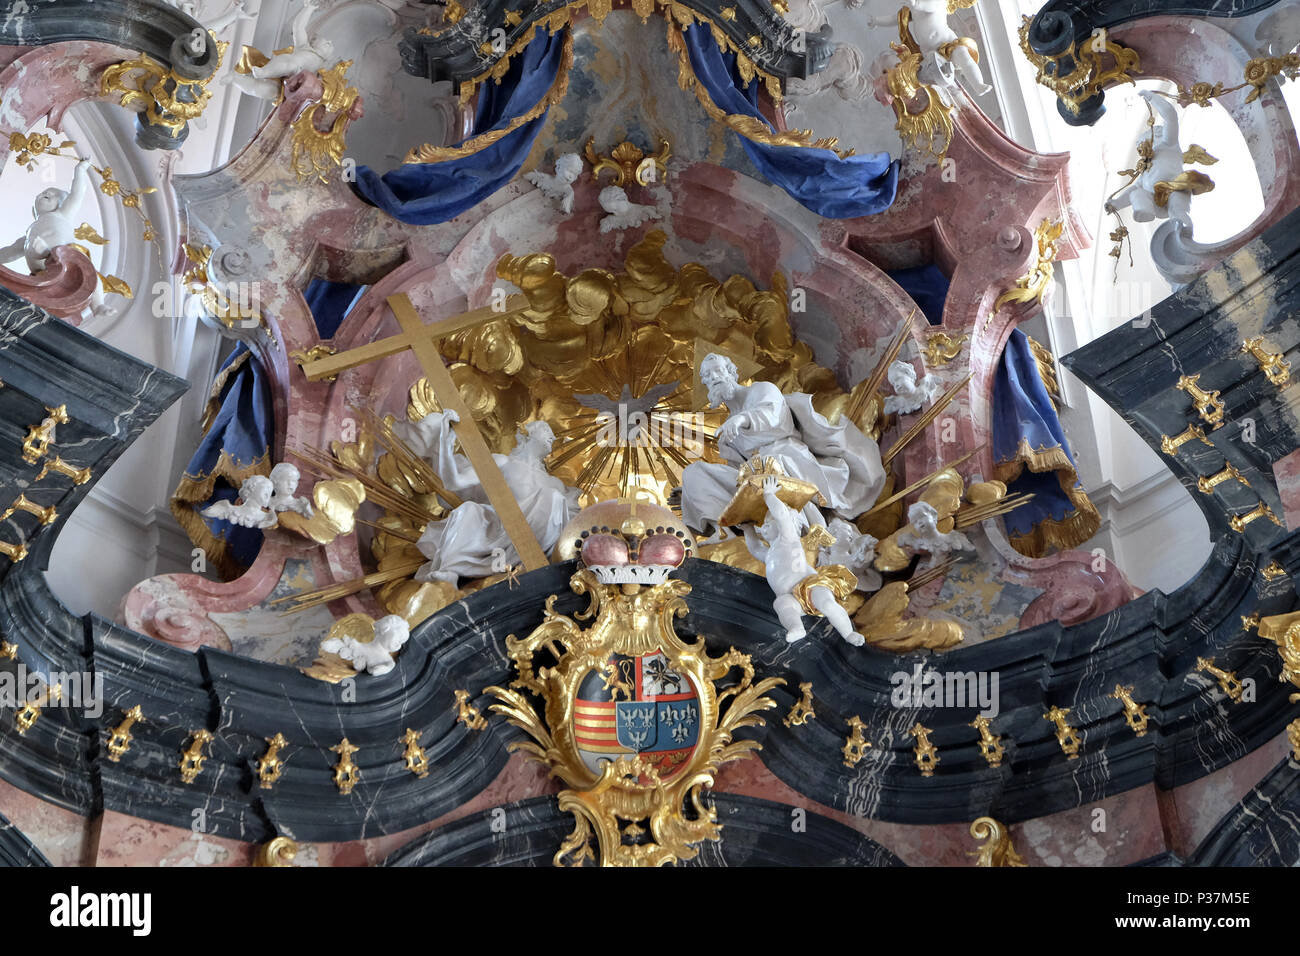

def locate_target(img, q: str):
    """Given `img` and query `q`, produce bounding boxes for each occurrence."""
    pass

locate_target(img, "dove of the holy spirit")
[577,382,704,453]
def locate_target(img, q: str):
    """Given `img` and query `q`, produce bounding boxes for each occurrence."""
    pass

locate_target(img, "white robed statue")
[681,353,886,530]
[397,411,581,583]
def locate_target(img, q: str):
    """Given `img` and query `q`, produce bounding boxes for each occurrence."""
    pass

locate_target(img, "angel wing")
[200,499,239,522]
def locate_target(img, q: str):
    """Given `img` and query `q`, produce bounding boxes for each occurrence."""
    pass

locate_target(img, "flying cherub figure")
[869,0,991,96]
[884,360,940,415]
[598,185,661,234]
[1106,91,1214,236]
[525,153,584,215]
[822,517,882,593]
[322,614,410,677]
[744,476,865,646]
[201,474,279,529]
[896,500,973,560]
[232,0,333,99]
[268,462,314,517]
[0,158,93,274]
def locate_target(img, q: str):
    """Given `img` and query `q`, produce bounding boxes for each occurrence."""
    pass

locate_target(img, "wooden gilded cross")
[299,292,549,570]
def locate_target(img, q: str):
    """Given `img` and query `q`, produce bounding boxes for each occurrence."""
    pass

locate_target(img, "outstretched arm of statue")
[431,409,482,497]
[761,477,798,539]
[0,238,26,264]
[291,0,318,48]
[65,159,92,212]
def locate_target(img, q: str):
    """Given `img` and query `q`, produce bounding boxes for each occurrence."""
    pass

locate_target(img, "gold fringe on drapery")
[993,440,1101,559]
[403,31,575,164]
[170,448,272,580]
[665,21,855,158]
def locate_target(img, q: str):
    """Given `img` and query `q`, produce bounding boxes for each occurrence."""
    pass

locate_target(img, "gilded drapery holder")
[842,716,872,768]
[1241,336,1290,388]
[1043,705,1080,759]
[1196,461,1249,495]
[15,682,59,734]
[106,704,144,760]
[1229,502,1281,533]
[1,494,57,525]
[910,722,939,776]
[1195,656,1244,702]
[255,733,289,789]
[36,456,91,485]
[783,682,815,728]
[1110,685,1149,737]
[1160,423,1212,456]
[331,738,360,795]
[0,535,28,564]
[21,404,68,465]
[1176,374,1225,427]
[454,689,487,731]
[402,728,430,778]
[969,715,1004,767]
[179,729,214,784]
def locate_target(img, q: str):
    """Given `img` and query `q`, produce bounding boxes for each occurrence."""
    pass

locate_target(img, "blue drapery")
[172,279,367,577]
[350,29,568,225]
[992,329,1099,556]
[172,343,275,577]
[682,25,899,218]
[887,263,949,325]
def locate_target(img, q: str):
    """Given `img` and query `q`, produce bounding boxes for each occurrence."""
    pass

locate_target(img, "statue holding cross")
[300,291,555,571]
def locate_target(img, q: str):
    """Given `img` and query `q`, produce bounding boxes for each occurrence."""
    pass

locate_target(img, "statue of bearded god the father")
[682,353,886,531]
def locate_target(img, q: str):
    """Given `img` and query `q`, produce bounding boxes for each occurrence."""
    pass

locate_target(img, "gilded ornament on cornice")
[991,218,1064,319]
[290,60,362,184]
[969,816,1027,867]
[101,36,230,135]
[485,552,783,866]
[584,137,672,187]
[922,331,967,367]
[1017,16,1140,116]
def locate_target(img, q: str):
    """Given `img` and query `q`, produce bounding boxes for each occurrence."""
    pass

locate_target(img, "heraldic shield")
[574,651,702,777]
[485,552,783,866]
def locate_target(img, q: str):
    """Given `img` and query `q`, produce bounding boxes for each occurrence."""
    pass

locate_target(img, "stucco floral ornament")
[485,499,784,866]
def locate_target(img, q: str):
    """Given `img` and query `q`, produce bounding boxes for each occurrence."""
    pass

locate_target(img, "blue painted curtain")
[681,24,899,218]
[170,279,366,578]
[992,329,1100,556]
[351,28,570,226]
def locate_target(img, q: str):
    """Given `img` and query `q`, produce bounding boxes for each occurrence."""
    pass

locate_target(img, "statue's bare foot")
[844,631,866,647]
[785,627,806,643]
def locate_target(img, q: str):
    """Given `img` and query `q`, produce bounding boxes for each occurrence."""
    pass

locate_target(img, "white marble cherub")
[322,614,410,677]
[869,0,991,96]
[525,153,583,215]
[896,500,973,560]
[822,517,882,592]
[1106,91,1204,235]
[598,185,661,234]
[232,0,333,99]
[0,158,93,274]
[884,360,940,415]
[743,476,865,646]
[201,474,279,529]
[268,462,314,517]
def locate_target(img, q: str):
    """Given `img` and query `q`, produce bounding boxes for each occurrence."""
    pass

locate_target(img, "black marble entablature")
[399,0,830,92]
